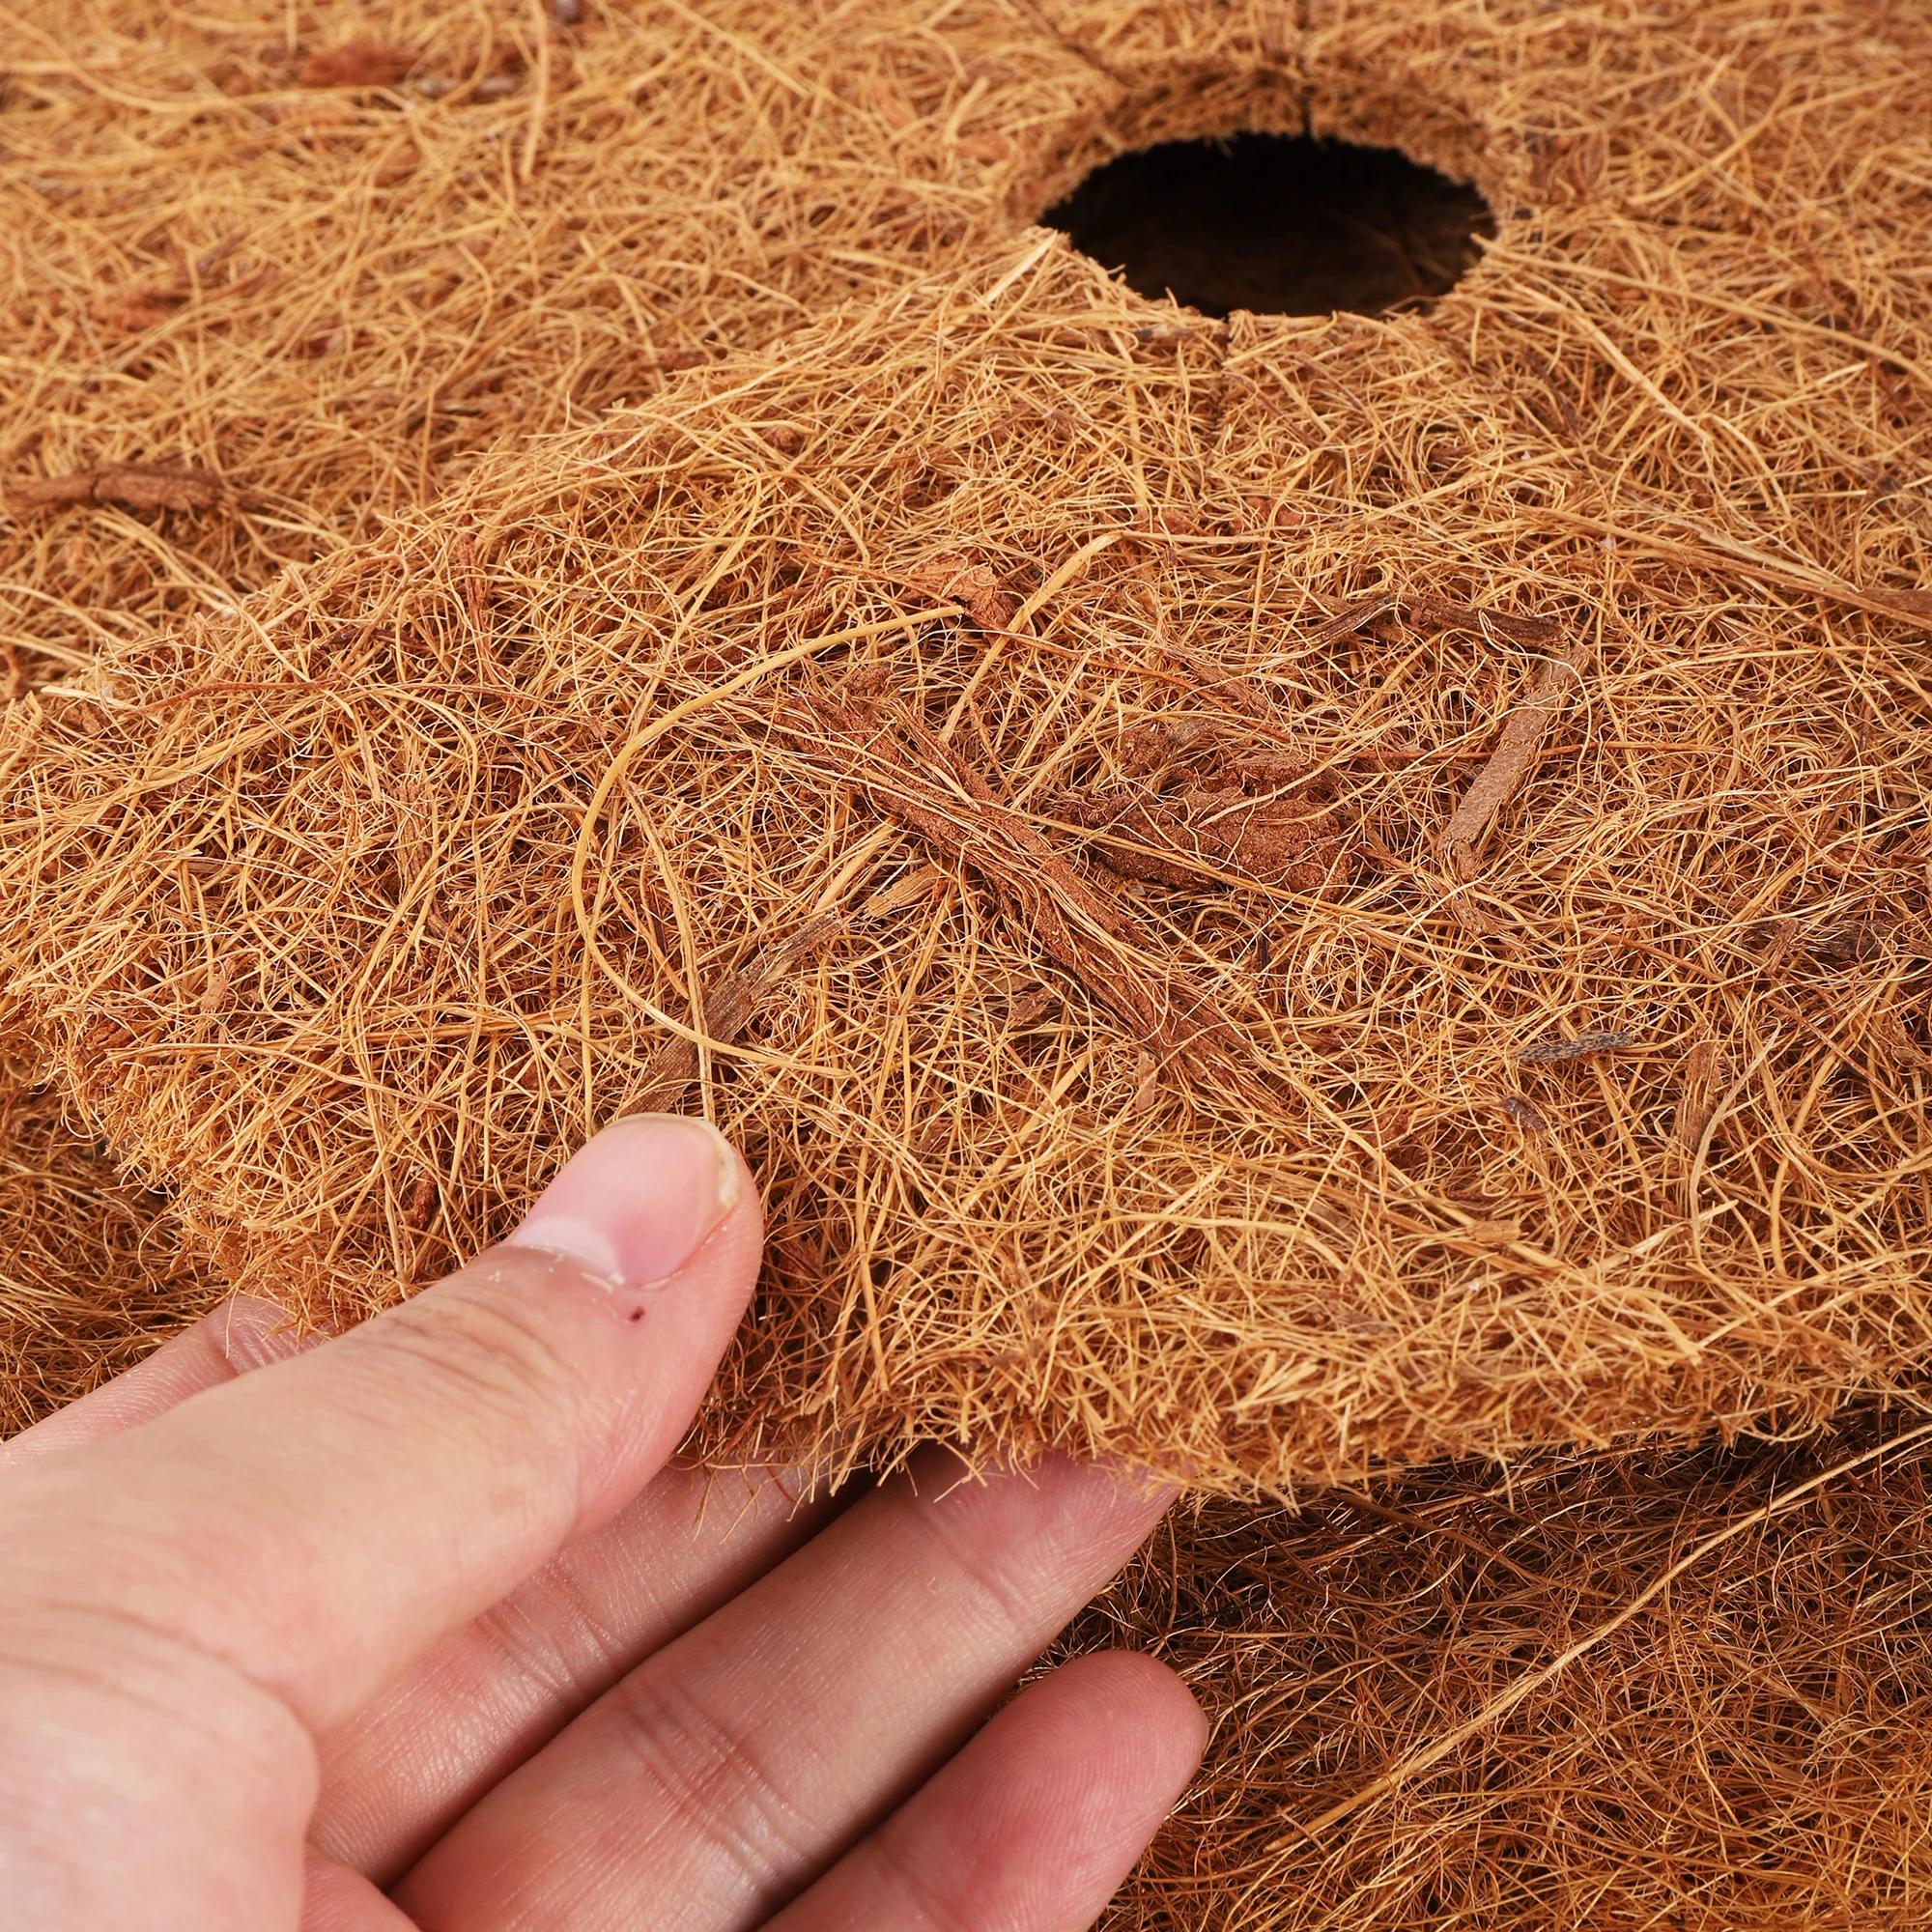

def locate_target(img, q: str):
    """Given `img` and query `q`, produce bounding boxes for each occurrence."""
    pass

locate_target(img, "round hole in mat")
[1041,133,1494,319]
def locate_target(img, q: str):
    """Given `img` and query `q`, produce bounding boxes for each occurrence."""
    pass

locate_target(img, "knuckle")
[355,1264,594,1444]
[473,1559,633,1714]
[0,1602,313,1838]
[611,1666,818,1907]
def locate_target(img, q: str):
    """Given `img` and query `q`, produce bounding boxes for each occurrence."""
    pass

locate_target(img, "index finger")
[0,1296,324,1470]
[0,1112,761,1735]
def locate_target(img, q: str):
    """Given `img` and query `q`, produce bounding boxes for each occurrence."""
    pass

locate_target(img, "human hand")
[0,1115,1203,1930]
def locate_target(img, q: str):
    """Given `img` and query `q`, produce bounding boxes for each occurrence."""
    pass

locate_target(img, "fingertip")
[961,1651,1206,1917]
[1001,1453,1179,1563]
[767,1645,1206,1932]
[483,1111,762,1429]
[1048,1649,1208,1788]
[504,1114,756,1293]
[203,1295,332,1375]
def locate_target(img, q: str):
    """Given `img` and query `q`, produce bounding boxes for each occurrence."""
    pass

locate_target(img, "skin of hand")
[0,1114,1205,1932]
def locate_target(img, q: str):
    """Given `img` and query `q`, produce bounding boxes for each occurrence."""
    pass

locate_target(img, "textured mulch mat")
[4,0,1931,1922]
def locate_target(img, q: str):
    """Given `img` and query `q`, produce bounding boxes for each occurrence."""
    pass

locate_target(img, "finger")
[6,1199,834,1884]
[770,1652,1205,1932]
[313,1463,840,1883]
[0,1200,832,1883]
[9,1183,832,1887]
[0,1113,760,1743]
[0,1295,322,1468]
[301,1858,415,1932]
[394,1452,1170,1932]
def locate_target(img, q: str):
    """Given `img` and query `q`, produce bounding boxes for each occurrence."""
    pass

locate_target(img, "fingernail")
[504,1114,743,1289]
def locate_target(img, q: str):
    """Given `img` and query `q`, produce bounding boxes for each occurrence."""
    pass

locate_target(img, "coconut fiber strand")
[7,0,1932,1491]
[1065,1409,1932,1930]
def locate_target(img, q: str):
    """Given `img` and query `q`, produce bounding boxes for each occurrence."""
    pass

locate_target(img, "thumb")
[0,1110,761,1730]
[0,1113,761,1932]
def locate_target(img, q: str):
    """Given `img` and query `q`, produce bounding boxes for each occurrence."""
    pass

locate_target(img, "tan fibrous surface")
[0,0,1120,695]
[0,1080,219,1436]
[1069,1413,1932,1929]
[0,0,1153,1408]
[4,0,1932,1489]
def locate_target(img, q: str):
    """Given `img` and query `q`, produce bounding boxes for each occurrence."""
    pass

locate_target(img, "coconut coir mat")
[3,0,1932,1492]
[7,149,1932,1490]
[0,0,1166,1361]
[0,0,1117,696]
[0,0,1113,1401]
[8,0,1926,1473]
[4,2,1932,1923]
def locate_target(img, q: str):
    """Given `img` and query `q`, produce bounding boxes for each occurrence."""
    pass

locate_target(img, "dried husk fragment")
[8,466,223,515]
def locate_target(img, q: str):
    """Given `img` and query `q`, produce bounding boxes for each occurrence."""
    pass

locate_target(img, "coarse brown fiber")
[0,0,1122,695]
[1066,1408,1932,1930]
[0,1077,222,1435]
[0,0,1104,1399]
[5,0,1932,1491]
[4,2,1932,1924]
